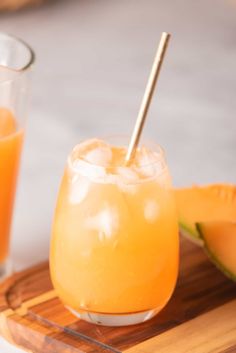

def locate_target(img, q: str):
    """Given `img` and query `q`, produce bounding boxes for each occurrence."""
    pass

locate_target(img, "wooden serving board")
[0,238,236,353]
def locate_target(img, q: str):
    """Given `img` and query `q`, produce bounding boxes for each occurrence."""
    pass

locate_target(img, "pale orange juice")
[0,108,23,263]
[50,138,179,325]
[0,34,34,276]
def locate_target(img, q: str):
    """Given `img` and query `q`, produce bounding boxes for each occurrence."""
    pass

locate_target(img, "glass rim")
[67,135,168,183]
[0,32,35,80]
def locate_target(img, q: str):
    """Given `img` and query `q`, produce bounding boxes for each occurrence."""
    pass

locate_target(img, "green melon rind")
[179,221,204,246]
[196,223,236,282]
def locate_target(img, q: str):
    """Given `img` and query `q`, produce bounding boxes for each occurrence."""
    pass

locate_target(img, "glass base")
[0,260,12,281]
[67,306,161,326]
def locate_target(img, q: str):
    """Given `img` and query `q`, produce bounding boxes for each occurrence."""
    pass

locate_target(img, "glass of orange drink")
[0,33,34,278]
[50,136,179,326]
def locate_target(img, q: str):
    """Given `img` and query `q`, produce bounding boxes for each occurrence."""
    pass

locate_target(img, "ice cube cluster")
[69,138,165,187]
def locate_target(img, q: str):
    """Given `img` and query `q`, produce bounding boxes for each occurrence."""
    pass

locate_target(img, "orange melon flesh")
[174,185,236,242]
[197,222,236,281]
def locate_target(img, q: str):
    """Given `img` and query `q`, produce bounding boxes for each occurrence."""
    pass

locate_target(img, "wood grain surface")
[0,238,235,353]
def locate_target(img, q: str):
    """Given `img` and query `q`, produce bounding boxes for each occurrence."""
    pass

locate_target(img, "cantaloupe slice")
[175,184,236,245]
[197,222,236,281]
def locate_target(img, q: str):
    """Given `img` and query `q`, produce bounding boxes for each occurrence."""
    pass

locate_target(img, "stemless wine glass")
[50,137,179,326]
[0,33,34,278]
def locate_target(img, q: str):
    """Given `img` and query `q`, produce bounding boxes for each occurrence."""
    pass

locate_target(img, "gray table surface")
[0,0,236,351]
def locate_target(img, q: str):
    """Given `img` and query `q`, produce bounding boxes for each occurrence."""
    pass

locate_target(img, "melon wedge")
[197,222,236,281]
[175,184,236,245]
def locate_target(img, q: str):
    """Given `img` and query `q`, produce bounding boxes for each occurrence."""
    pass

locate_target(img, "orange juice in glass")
[0,33,34,278]
[50,137,179,326]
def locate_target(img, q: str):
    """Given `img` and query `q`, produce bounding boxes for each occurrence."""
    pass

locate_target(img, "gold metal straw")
[125,32,171,164]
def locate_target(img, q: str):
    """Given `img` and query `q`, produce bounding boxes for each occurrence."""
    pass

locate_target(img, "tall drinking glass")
[0,33,34,278]
[50,137,179,326]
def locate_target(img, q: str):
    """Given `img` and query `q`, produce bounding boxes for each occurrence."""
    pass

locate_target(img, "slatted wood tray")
[0,238,235,353]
